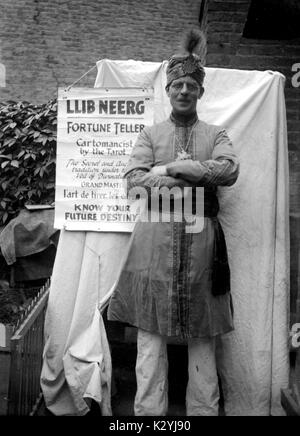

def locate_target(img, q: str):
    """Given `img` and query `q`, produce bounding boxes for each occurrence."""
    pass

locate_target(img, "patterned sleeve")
[165,129,239,187]
[124,127,154,175]
[126,169,188,192]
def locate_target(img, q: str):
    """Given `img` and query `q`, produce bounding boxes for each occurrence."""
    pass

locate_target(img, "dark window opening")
[243,0,300,40]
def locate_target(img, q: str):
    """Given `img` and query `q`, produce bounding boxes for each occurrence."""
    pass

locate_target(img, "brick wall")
[0,0,298,310]
[0,0,201,103]
[206,0,300,159]
[205,0,300,313]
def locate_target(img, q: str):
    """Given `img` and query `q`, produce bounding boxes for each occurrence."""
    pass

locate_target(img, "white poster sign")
[55,87,154,231]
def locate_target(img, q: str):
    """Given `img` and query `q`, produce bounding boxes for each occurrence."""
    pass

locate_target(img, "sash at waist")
[211,217,231,298]
[146,187,220,218]
[197,188,219,218]
[144,187,231,298]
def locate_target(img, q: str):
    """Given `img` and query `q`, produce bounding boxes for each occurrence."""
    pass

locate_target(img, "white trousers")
[134,329,219,416]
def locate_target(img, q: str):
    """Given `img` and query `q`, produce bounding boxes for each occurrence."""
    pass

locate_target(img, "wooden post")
[0,324,13,415]
[281,220,300,415]
[293,247,300,404]
[285,246,300,415]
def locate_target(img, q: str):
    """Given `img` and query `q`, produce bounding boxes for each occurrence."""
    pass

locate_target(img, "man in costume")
[108,29,239,416]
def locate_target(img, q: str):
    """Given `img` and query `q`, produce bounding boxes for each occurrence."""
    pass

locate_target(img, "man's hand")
[150,165,167,176]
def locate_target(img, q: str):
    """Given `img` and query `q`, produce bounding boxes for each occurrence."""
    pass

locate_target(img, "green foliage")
[0,99,57,225]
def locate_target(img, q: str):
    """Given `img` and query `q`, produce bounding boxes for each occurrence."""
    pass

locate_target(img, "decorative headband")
[166,29,207,88]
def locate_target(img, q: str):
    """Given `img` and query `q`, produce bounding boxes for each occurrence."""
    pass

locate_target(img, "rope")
[64,64,97,92]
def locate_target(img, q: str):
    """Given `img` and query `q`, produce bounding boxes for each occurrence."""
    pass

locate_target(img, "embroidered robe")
[108,115,239,338]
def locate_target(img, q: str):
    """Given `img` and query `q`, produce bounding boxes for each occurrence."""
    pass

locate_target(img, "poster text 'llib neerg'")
[66,99,145,115]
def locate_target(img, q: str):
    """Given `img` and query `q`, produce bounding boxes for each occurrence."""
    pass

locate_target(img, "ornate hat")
[166,29,207,88]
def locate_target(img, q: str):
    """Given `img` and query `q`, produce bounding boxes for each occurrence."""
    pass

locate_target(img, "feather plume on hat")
[181,29,207,65]
[166,28,207,88]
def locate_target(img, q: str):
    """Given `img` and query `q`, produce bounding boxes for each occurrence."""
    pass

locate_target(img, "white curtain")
[41,60,289,416]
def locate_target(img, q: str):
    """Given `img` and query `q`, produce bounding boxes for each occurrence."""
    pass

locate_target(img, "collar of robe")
[170,111,198,127]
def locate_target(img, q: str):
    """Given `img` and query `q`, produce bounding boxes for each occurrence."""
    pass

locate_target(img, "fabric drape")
[41,60,289,416]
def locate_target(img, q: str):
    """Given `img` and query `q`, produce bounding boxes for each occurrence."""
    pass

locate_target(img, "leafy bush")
[0,100,57,225]
[0,280,25,324]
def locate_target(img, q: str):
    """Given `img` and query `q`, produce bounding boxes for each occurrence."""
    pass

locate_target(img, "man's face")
[167,76,204,116]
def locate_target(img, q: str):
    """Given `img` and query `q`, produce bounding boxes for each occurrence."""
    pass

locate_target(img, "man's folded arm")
[165,129,239,187]
[124,127,188,194]
[126,169,188,194]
